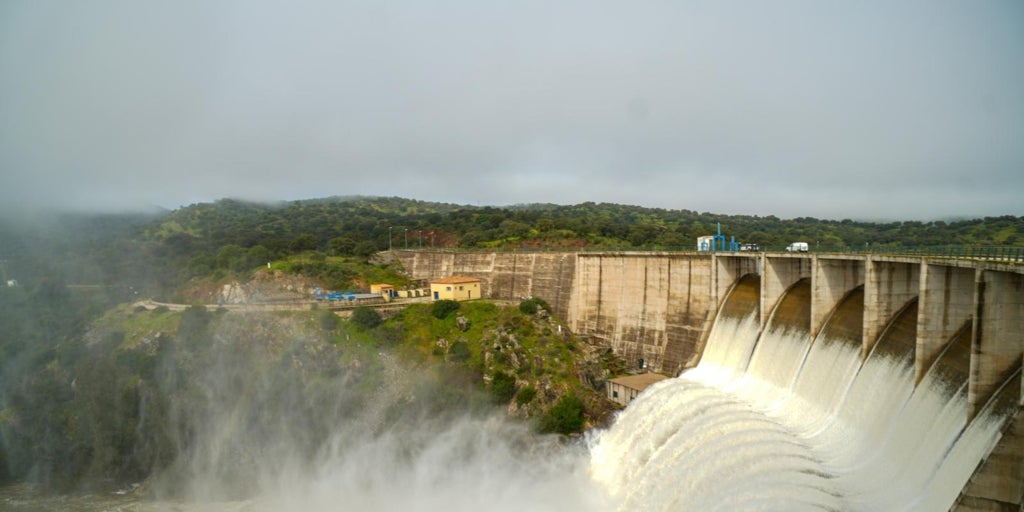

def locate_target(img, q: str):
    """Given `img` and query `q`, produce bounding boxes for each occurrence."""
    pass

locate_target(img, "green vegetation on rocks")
[489,371,517,405]
[539,394,586,435]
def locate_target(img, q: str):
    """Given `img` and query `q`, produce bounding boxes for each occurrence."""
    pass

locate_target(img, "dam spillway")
[589,274,1018,510]
[395,250,1024,509]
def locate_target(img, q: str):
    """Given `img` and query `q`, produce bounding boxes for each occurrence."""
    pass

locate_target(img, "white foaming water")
[148,353,613,512]
[588,287,1013,511]
[3,412,611,512]
[246,415,608,512]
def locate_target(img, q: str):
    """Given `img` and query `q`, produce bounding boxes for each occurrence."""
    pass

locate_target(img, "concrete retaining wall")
[568,253,714,375]
[393,251,577,320]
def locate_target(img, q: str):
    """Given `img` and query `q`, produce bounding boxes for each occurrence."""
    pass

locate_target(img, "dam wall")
[394,251,1022,394]
[568,253,714,375]
[394,250,715,375]
[394,249,1023,509]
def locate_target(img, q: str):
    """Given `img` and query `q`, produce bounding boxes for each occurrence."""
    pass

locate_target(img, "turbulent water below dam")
[588,278,1016,511]
[4,278,1017,511]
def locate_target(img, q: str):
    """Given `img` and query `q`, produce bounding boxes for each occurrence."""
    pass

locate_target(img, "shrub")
[353,241,378,258]
[492,350,509,365]
[447,340,471,362]
[515,386,537,406]
[432,299,460,319]
[350,307,382,329]
[318,309,340,331]
[178,304,211,343]
[539,393,585,435]
[519,297,550,315]
[489,371,517,404]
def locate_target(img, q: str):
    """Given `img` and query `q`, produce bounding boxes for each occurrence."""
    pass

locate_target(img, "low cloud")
[1,0,1021,220]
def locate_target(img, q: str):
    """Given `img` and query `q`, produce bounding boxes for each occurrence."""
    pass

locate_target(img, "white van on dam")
[786,242,809,252]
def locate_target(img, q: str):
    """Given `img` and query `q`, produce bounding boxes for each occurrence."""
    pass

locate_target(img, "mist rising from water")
[0,305,613,512]
[140,325,611,512]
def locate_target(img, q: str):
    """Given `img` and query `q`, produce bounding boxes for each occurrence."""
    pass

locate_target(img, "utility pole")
[404,228,408,249]
[388,226,393,251]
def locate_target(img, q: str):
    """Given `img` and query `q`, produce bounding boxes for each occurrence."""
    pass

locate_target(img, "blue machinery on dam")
[394,249,1023,509]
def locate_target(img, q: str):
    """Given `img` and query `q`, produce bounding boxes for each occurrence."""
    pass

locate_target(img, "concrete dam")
[394,250,1023,510]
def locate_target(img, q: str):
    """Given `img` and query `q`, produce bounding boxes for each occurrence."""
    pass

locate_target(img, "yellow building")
[430,276,481,301]
[370,283,397,300]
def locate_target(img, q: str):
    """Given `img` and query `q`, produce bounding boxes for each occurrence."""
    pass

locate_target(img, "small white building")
[606,372,669,407]
[697,235,714,251]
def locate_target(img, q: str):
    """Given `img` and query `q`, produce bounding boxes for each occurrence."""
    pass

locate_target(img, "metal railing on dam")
[395,244,1024,262]
[859,244,1024,261]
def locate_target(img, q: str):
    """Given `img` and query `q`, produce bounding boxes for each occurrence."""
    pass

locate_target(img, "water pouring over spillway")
[588,275,1020,511]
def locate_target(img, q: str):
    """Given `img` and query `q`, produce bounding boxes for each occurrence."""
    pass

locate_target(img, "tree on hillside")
[539,393,586,434]
[350,307,382,329]
[328,237,356,256]
[353,241,379,258]
[291,234,319,252]
[489,371,517,404]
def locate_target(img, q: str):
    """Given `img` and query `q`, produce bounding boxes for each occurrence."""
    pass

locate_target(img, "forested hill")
[147,195,1023,255]
[2,196,1022,301]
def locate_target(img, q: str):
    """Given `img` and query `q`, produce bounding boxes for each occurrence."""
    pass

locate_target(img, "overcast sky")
[1,1,1021,221]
